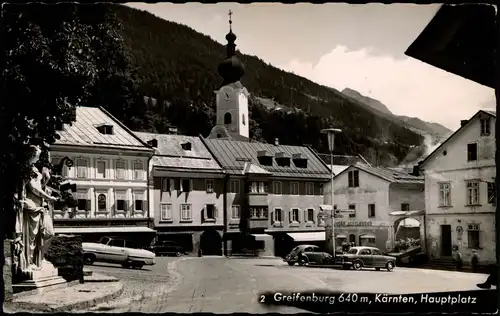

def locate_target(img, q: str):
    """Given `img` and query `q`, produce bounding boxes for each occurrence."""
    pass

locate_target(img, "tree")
[0,3,134,237]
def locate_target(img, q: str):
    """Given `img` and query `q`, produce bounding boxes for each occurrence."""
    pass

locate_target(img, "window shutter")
[180,179,183,192]
[304,209,307,222]
[85,199,91,211]
[143,200,148,212]
[214,206,218,219]
[190,179,194,191]
[170,179,175,191]
[202,205,206,222]
[289,209,292,223]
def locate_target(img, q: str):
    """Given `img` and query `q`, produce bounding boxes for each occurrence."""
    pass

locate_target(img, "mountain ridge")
[340,87,452,139]
[111,4,428,166]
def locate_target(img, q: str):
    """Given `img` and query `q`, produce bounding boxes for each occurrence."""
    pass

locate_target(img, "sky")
[126,3,495,131]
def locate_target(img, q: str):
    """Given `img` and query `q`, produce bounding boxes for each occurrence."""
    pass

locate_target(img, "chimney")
[274,138,279,146]
[460,120,468,127]
[412,165,420,176]
[168,127,178,135]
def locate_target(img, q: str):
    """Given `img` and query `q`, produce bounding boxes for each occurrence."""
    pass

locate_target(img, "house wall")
[50,150,149,219]
[423,113,496,263]
[153,176,224,227]
[152,173,225,255]
[323,167,392,251]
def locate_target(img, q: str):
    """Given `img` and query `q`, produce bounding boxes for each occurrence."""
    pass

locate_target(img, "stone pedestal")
[3,239,13,301]
[12,260,67,294]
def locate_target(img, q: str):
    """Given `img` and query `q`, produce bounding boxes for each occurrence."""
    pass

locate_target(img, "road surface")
[86,256,489,313]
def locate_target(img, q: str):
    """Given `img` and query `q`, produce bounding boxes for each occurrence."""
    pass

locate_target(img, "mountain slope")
[341,88,452,139]
[111,4,425,166]
[342,88,393,115]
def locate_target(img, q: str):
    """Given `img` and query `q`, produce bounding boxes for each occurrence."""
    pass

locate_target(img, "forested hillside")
[4,3,429,167]
[111,5,430,166]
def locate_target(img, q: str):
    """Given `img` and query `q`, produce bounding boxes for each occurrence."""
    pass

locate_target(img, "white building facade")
[50,106,156,245]
[419,110,496,264]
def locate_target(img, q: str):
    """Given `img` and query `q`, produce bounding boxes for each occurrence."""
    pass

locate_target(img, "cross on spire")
[228,10,233,31]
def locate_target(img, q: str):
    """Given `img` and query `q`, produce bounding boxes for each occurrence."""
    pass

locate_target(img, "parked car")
[149,240,188,257]
[284,244,341,266]
[338,246,396,271]
[82,236,156,269]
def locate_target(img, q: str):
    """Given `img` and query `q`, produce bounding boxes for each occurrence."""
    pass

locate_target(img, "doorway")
[440,225,452,256]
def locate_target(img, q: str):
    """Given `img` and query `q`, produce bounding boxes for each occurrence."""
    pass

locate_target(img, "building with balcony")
[50,106,156,245]
[418,110,496,264]
[323,164,425,252]
[203,138,331,257]
[135,132,226,255]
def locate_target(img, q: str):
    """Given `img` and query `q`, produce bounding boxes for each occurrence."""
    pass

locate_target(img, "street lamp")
[321,128,342,260]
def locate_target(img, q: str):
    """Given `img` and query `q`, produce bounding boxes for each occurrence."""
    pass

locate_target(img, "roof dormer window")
[181,142,192,151]
[275,152,291,167]
[96,124,114,135]
[147,139,158,148]
[257,150,273,166]
[292,153,308,168]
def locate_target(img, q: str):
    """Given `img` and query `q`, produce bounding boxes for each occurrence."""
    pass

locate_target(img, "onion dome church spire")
[217,10,245,86]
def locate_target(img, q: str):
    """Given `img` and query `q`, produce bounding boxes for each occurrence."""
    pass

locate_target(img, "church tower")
[208,10,250,140]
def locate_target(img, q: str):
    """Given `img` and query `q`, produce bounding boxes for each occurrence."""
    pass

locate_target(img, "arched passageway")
[200,229,222,256]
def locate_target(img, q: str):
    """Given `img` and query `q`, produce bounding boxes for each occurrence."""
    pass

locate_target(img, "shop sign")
[334,221,372,227]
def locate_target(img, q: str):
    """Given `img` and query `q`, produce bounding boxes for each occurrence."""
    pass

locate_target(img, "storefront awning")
[360,234,376,239]
[389,210,425,217]
[54,227,156,234]
[251,234,272,241]
[336,234,347,239]
[287,232,325,242]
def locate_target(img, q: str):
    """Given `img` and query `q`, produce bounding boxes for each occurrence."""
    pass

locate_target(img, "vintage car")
[149,240,188,257]
[82,236,156,269]
[338,246,396,271]
[284,244,341,266]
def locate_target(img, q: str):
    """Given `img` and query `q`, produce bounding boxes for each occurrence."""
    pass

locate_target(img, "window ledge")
[180,220,193,223]
[438,205,453,209]
[203,219,216,223]
[290,221,300,227]
[250,217,268,221]
[248,192,268,195]
[159,219,173,223]
[465,204,482,207]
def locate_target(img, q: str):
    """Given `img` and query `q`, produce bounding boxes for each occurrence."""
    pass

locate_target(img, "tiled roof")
[55,107,150,150]
[134,132,222,171]
[354,164,424,184]
[202,138,330,179]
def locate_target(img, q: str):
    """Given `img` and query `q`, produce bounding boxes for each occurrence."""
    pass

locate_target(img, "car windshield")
[99,237,110,245]
[347,248,358,254]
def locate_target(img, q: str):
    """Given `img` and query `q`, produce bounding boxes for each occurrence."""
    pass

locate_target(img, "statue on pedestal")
[12,145,58,282]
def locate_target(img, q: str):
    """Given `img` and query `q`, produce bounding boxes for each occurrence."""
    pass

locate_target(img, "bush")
[44,235,84,283]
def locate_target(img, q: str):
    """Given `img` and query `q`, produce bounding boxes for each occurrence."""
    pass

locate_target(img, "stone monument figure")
[12,145,59,283]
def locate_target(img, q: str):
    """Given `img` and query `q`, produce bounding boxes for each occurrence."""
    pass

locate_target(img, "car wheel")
[287,262,295,266]
[375,267,381,271]
[386,261,395,272]
[353,260,363,271]
[83,254,95,265]
[175,251,183,257]
[298,258,308,266]
[132,262,144,269]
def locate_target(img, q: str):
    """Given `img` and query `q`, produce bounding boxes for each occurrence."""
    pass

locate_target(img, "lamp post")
[321,128,342,260]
